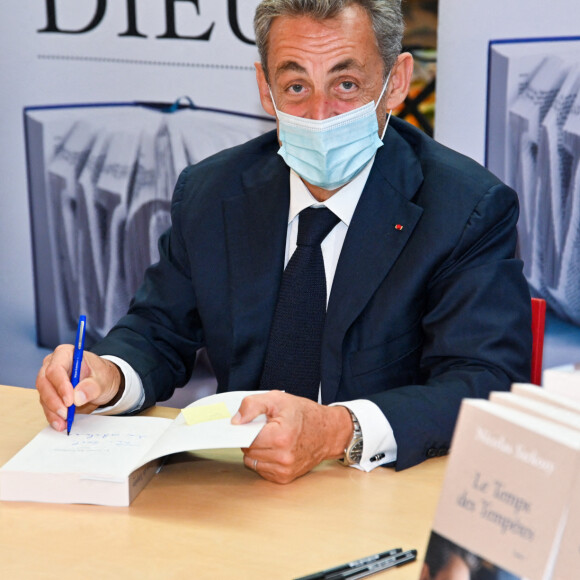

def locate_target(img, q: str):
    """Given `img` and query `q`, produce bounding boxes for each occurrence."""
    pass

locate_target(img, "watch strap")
[340,408,363,465]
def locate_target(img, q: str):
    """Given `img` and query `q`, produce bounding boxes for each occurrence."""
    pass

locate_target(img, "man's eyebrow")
[275,60,307,79]
[328,58,364,74]
[274,58,364,79]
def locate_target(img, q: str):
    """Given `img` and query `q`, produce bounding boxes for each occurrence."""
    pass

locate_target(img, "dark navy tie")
[260,207,340,400]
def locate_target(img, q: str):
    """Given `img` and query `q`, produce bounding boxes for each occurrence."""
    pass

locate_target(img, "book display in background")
[0,391,265,507]
[25,101,275,348]
[423,383,580,580]
[486,36,580,326]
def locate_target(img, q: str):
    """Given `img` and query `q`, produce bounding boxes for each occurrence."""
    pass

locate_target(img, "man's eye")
[289,84,304,94]
[340,81,356,91]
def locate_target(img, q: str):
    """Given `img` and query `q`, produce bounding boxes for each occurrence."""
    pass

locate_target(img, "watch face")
[349,439,363,462]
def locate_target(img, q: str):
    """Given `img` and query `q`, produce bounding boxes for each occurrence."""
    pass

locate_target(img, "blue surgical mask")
[270,76,392,190]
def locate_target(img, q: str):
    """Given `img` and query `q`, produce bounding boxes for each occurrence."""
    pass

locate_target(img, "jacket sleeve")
[91,165,205,409]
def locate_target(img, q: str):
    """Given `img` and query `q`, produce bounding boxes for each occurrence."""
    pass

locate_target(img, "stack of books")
[423,368,580,580]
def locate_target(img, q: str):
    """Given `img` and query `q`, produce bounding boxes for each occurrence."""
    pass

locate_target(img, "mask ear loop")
[268,87,280,117]
[376,71,393,141]
[381,109,393,140]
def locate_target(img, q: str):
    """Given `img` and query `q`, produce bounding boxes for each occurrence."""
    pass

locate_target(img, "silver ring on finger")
[253,458,258,470]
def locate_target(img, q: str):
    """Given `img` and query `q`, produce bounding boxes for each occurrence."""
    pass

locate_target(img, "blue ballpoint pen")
[66,315,87,435]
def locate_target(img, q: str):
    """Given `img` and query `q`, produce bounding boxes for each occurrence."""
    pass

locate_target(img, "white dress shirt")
[96,158,397,471]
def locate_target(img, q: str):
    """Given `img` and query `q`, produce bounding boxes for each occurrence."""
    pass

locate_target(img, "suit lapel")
[220,121,425,395]
[222,151,289,390]
[322,124,425,402]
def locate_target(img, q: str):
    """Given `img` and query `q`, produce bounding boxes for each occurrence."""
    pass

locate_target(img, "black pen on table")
[332,549,417,580]
[66,315,87,435]
[294,548,402,580]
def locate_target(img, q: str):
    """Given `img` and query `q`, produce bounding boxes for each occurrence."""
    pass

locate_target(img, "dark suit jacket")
[93,117,532,470]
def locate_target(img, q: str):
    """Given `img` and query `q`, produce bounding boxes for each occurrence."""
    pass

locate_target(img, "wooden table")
[0,386,447,579]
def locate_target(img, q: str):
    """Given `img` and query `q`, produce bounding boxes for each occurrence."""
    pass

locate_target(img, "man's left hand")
[232,390,353,484]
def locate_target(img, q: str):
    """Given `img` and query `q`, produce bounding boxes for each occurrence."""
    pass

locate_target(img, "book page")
[1,414,171,480]
[136,391,266,469]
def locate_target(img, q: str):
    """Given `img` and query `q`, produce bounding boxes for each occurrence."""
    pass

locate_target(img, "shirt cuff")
[92,355,145,415]
[331,399,397,472]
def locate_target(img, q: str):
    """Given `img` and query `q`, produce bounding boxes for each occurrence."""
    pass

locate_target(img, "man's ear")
[385,52,414,110]
[255,62,276,117]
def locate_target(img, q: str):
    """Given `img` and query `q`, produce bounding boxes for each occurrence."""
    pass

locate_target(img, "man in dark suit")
[36,0,531,483]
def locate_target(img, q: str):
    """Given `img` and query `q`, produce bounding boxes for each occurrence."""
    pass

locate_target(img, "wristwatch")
[340,408,363,465]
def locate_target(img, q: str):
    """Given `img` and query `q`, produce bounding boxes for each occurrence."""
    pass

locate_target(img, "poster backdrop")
[435,0,580,361]
[0,0,437,389]
[0,1,266,386]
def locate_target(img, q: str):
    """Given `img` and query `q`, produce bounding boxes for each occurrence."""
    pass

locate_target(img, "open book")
[0,391,265,507]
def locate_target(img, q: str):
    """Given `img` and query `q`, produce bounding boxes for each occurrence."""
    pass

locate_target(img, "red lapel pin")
[395,224,404,231]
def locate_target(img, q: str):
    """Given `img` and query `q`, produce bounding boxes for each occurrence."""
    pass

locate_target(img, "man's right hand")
[36,345,122,431]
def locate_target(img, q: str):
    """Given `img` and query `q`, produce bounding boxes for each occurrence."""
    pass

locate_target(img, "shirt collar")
[288,156,375,226]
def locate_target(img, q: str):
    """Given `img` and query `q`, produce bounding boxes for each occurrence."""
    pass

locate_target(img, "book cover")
[490,386,580,580]
[542,364,580,402]
[0,391,265,507]
[486,37,580,324]
[489,390,580,432]
[552,472,580,580]
[424,398,580,580]
[510,382,580,414]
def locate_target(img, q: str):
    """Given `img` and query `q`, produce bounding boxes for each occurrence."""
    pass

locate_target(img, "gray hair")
[254,0,404,83]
